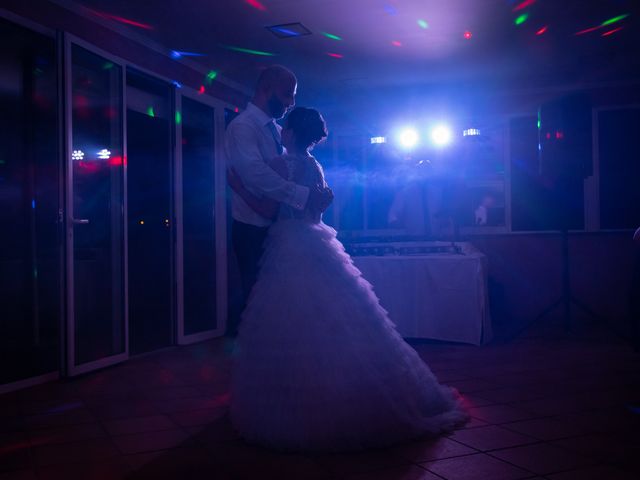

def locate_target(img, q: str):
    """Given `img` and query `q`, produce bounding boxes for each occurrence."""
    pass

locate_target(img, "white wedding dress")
[230,153,467,452]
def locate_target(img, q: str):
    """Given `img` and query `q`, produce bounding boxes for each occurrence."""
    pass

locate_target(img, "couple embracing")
[225,65,467,452]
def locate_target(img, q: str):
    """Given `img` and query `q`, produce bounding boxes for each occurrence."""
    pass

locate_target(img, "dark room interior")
[1,1,639,479]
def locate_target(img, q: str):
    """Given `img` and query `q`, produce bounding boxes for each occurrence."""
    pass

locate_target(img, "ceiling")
[60,0,640,124]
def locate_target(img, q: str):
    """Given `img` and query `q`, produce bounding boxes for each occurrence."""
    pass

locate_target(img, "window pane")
[0,18,59,384]
[599,108,640,229]
[126,68,173,354]
[182,97,216,335]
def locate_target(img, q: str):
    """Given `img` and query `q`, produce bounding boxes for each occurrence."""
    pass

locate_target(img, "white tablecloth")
[353,243,492,345]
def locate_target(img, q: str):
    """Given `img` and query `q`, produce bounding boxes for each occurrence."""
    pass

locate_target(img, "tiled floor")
[1,319,639,479]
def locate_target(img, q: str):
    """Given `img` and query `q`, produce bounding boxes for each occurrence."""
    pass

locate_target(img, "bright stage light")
[398,128,419,149]
[431,125,452,146]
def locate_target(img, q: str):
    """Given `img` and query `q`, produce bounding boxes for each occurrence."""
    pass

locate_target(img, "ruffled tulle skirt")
[230,219,467,452]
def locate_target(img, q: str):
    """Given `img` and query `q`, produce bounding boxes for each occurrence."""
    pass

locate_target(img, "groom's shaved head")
[253,65,297,119]
[256,65,297,92]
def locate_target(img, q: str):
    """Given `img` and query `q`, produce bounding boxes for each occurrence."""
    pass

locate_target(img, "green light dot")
[206,70,218,84]
[418,19,429,29]
[602,14,629,26]
[322,32,342,41]
[227,46,275,56]
[102,62,114,70]
[515,13,529,25]
[175,111,181,125]
[146,107,155,117]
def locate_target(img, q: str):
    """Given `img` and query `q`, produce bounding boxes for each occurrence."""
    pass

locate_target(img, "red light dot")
[536,26,548,35]
[198,85,205,94]
[234,107,239,113]
[245,0,267,11]
[464,31,472,40]
[546,132,551,139]
[327,52,343,58]
[391,40,402,47]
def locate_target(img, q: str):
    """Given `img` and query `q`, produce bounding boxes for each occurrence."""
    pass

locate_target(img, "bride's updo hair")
[285,107,328,150]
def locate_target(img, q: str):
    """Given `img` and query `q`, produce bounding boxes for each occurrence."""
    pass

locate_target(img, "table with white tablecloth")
[352,242,492,345]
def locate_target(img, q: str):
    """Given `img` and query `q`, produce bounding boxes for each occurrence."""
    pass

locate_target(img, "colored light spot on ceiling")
[234,107,239,113]
[602,27,623,37]
[574,25,603,36]
[102,62,113,70]
[146,107,155,117]
[206,70,218,84]
[272,27,299,36]
[245,0,267,11]
[88,9,153,30]
[417,19,429,29]
[171,50,206,59]
[512,0,536,12]
[198,85,205,94]
[225,46,275,56]
[322,32,342,40]
[515,13,529,25]
[391,40,402,47]
[463,31,472,39]
[602,14,629,26]
[175,111,182,124]
[575,13,629,36]
[536,26,548,35]
[327,52,343,58]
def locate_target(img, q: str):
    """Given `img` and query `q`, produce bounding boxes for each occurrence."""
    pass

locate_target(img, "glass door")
[176,92,227,343]
[126,68,174,354]
[0,17,60,389]
[65,39,127,375]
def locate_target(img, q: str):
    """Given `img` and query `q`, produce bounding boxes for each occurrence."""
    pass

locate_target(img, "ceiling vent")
[266,23,312,38]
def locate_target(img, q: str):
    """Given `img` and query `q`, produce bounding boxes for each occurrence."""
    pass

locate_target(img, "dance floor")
[1,319,639,480]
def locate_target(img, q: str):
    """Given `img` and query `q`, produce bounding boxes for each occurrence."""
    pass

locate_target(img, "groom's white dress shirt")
[225,102,309,227]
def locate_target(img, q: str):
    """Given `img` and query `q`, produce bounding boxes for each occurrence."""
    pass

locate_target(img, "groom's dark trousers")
[230,220,269,335]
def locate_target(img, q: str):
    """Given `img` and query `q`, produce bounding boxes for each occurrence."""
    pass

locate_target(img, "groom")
[225,65,333,334]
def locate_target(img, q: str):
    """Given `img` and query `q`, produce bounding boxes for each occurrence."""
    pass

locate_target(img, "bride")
[228,107,467,452]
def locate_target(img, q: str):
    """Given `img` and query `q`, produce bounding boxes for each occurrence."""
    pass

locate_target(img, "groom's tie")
[267,121,284,155]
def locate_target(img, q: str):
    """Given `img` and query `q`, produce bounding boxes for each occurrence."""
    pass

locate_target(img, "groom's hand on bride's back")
[308,186,334,212]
